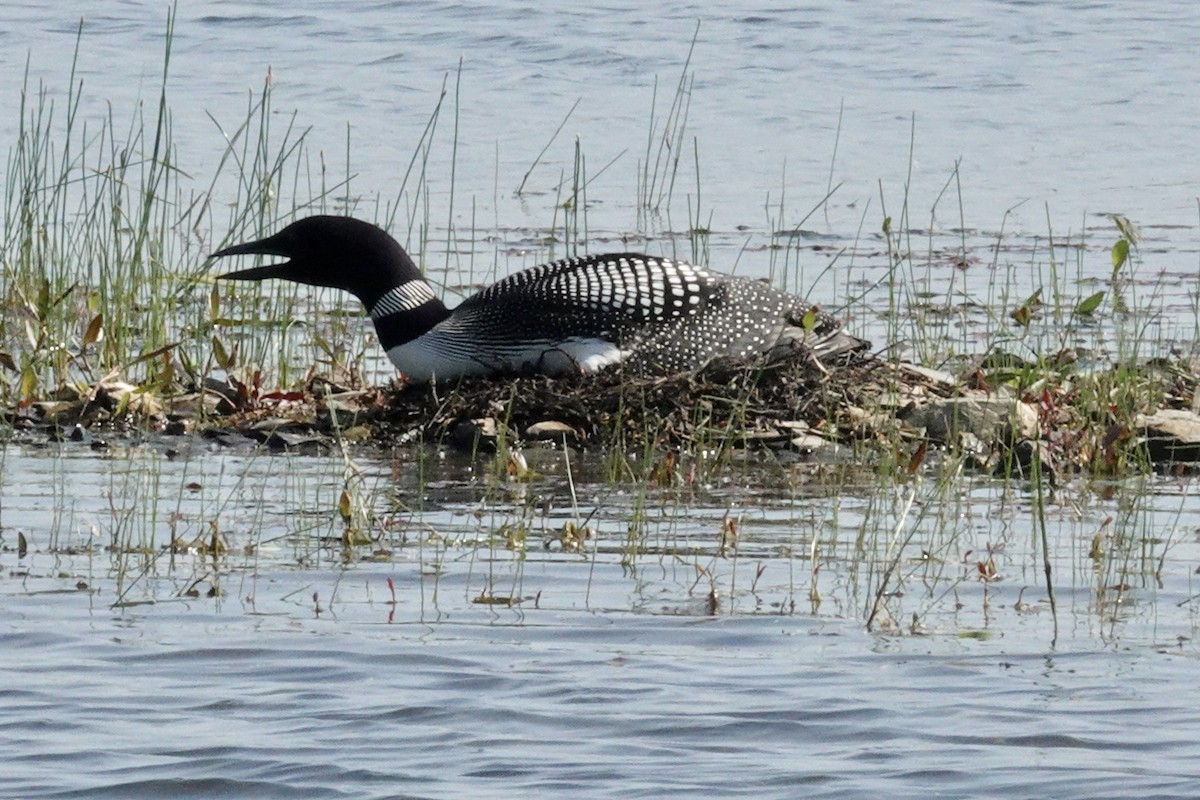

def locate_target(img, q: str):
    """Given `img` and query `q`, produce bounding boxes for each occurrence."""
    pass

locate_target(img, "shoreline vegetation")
[4,17,1198,482]
[13,341,1200,477]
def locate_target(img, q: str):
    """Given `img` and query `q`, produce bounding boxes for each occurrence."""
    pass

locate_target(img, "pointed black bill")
[215,262,293,281]
[210,235,292,281]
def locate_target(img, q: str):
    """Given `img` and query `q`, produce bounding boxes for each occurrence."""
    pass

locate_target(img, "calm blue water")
[3,2,1200,797]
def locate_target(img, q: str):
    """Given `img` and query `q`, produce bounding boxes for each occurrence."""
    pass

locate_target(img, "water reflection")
[2,440,1195,647]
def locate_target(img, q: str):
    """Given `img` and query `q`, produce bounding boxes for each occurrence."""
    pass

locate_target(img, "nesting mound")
[377,351,904,449]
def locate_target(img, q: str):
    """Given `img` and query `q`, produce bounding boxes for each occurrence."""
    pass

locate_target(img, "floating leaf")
[83,313,104,346]
[18,531,28,558]
[1111,238,1129,273]
[1074,291,1105,316]
[473,591,515,606]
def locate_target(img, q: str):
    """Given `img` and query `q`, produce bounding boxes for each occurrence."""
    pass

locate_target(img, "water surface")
[3,441,1199,797]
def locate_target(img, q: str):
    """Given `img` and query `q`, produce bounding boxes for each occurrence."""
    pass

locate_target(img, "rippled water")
[3,440,1200,797]
[3,2,1200,797]
[7,1,1198,230]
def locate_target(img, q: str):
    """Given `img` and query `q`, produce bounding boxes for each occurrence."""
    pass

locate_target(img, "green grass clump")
[0,12,331,417]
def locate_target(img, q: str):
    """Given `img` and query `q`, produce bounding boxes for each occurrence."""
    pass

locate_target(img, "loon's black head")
[211,215,423,309]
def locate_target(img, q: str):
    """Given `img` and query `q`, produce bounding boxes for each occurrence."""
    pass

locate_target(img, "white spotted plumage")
[381,252,863,379]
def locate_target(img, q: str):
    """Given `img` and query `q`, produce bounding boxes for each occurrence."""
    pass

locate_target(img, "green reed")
[0,10,323,411]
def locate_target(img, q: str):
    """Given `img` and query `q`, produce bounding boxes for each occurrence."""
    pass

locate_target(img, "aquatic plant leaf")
[154,352,175,388]
[114,389,132,416]
[19,364,37,403]
[1112,214,1139,244]
[977,558,999,581]
[83,314,104,346]
[1111,239,1129,273]
[720,515,738,556]
[36,278,50,320]
[801,307,818,333]
[906,440,927,474]
[1074,292,1105,316]
[178,347,196,381]
[338,488,353,522]
[1010,288,1043,327]
[208,521,227,556]
[211,335,233,370]
[312,332,333,357]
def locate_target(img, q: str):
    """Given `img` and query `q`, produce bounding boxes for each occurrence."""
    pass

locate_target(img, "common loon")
[211,215,867,383]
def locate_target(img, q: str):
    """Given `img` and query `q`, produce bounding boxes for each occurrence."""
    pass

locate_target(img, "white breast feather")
[387,332,625,382]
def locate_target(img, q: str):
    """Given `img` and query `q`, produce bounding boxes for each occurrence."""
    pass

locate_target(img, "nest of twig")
[377,350,893,449]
